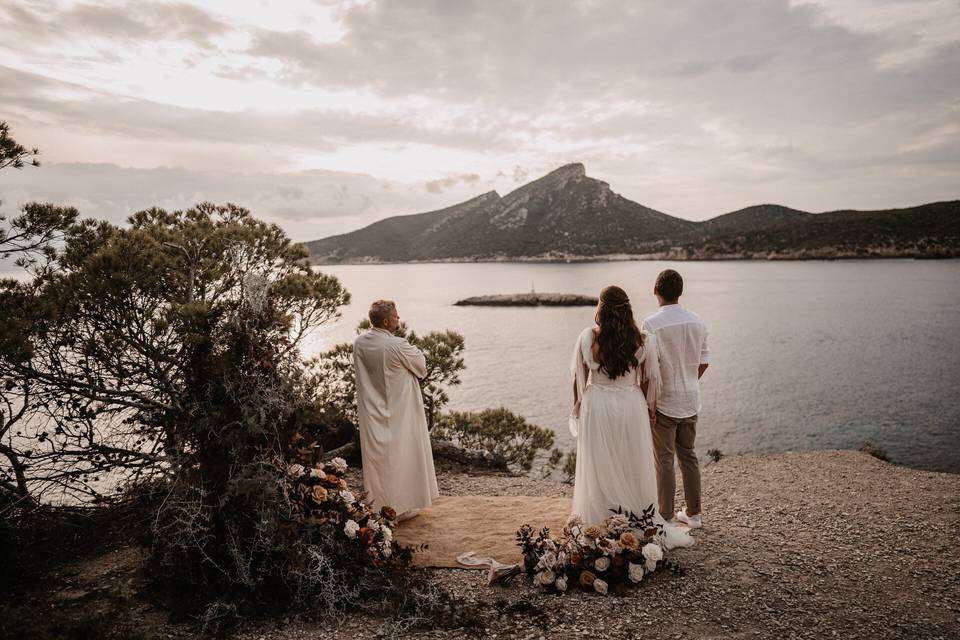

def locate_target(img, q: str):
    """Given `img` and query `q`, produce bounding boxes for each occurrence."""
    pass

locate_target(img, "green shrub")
[434,408,555,473]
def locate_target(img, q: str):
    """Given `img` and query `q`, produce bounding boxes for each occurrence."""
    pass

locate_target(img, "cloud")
[0,2,230,48]
[0,65,516,156]
[0,0,956,228]
[424,173,480,193]
[0,162,465,241]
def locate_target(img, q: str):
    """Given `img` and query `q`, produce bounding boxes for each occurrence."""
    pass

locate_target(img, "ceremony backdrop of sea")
[303,260,960,474]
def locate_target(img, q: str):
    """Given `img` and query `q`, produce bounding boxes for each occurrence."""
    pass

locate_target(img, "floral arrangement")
[516,505,681,595]
[282,434,412,570]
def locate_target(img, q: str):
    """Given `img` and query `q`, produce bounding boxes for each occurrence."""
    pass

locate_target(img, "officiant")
[353,299,439,521]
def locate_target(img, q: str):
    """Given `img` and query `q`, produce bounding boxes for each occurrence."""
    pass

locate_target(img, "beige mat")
[393,495,572,568]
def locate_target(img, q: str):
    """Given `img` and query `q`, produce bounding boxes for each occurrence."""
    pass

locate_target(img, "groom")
[642,269,710,529]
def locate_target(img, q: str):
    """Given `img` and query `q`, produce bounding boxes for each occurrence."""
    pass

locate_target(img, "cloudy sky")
[1,0,957,242]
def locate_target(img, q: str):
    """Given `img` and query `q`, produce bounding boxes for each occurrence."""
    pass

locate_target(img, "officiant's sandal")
[674,509,702,529]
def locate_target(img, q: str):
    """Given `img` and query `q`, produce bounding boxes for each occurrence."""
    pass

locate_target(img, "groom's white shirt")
[642,304,710,419]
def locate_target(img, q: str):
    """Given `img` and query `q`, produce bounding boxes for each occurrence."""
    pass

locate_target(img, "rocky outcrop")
[454,293,598,307]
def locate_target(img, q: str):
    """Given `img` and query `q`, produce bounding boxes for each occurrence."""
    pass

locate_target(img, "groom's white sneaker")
[674,509,702,529]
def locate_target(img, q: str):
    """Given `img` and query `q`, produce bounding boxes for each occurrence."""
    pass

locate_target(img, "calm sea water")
[303,260,960,474]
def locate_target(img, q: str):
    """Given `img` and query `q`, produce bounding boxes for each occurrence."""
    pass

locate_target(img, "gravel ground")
[46,450,960,639]
[241,450,960,640]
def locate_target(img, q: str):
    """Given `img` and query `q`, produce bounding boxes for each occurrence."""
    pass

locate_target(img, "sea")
[302,260,960,474]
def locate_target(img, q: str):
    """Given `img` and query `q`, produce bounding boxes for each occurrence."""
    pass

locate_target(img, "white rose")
[642,543,663,571]
[607,514,630,529]
[594,556,611,572]
[555,575,568,592]
[628,562,645,583]
[308,468,323,478]
[286,463,305,477]
[593,578,608,595]
[339,490,356,504]
[381,525,393,543]
[344,519,359,539]
[538,551,557,570]
[330,457,348,472]
[536,570,555,586]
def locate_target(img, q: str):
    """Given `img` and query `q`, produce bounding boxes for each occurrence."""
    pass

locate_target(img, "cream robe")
[353,327,439,515]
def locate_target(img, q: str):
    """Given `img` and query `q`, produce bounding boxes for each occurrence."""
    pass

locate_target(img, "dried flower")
[344,519,359,539]
[608,513,630,529]
[593,578,608,595]
[381,506,397,521]
[310,485,328,503]
[286,463,305,477]
[330,457,348,472]
[536,570,556,586]
[566,513,583,528]
[583,525,604,540]
[594,556,610,572]
[381,525,393,543]
[538,551,557,570]
[628,562,645,583]
[579,571,597,589]
[340,490,356,504]
[358,527,375,545]
[619,532,640,551]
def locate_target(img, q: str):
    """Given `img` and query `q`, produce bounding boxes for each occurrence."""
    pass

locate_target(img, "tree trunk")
[0,443,30,497]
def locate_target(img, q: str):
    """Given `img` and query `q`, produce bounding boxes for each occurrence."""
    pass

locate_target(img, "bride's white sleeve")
[642,332,661,410]
[569,329,589,437]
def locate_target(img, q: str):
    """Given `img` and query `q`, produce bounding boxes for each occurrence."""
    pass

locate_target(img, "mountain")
[305,165,960,262]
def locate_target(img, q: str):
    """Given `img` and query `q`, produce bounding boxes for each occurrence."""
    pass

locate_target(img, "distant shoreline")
[309,254,960,266]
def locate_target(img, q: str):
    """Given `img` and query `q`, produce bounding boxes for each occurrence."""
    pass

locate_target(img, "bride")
[570,285,694,549]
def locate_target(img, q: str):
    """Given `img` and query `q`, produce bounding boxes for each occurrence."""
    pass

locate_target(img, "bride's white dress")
[569,326,695,549]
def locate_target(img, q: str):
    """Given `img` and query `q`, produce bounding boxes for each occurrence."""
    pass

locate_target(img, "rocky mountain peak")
[503,162,592,204]
[546,162,585,180]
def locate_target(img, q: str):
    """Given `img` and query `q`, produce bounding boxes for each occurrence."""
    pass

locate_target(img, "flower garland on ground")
[516,505,681,595]
[283,433,412,570]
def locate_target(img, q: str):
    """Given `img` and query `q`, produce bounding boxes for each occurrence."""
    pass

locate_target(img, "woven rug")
[393,495,572,568]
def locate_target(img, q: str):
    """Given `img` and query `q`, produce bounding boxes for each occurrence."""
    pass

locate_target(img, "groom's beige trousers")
[652,411,701,520]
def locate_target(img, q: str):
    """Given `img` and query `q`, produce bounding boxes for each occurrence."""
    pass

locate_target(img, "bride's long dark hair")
[594,285,643,379]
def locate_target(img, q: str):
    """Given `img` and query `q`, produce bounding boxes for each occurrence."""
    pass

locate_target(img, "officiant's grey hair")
[368,299,396,328]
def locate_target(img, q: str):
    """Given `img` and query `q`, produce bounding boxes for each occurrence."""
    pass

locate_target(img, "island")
[454,292,598,306]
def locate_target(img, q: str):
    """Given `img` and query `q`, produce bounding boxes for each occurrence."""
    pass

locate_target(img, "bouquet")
[282,433,411,569]
[516,505,681,595]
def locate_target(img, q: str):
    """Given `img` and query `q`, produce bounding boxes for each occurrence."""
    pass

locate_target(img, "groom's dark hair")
[655,269,683,302]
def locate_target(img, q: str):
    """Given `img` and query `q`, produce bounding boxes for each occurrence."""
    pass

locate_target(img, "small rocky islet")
[454,292,598,306]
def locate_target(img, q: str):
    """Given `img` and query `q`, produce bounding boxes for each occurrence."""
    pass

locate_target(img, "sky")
[0,0,958,242]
